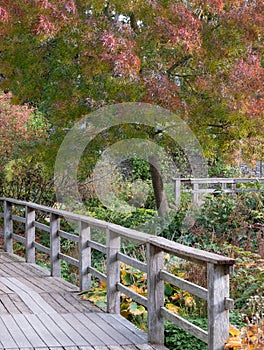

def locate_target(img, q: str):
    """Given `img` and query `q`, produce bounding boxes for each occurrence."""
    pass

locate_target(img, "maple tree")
[0,0,262,162]
[0,0,263,212]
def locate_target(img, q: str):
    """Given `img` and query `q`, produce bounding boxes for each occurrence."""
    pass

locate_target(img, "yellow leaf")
[165,303,180,314]
[224,338,242,349]
[184,296,196,308]
[229,324,241,337]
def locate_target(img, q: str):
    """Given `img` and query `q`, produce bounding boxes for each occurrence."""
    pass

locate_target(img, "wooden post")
[207,263,230,350]
[147,242,164,345]
[192,182,199,205]
[79,220,91,291]
[50,213,61,277]
[4,201,13,253]
[221,182,227,192]
[106,228,120,314]
[231,182,236,194]
[25,206,35,263]
[175,178,181,208]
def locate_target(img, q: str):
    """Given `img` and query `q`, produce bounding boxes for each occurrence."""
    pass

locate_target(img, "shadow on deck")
[0,251,165,350]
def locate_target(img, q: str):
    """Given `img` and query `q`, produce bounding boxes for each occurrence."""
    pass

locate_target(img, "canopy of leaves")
[0,0,263,164]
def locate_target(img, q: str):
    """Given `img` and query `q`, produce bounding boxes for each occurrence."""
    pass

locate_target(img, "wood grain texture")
[0,252,159,350]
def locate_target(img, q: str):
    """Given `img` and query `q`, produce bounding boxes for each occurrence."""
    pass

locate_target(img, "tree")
[0,0,263,211]
[0,90,47,169]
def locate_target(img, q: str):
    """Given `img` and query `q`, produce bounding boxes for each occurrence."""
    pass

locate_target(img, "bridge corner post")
[79,220,91,291]
[192,181,199,205]
[147,242,164,345]
[4,200,13,253]
[106,228,120,314]
[174,178,181,208]
[207,263,230,350]
[50,213,61,277]
[26,206,36,263]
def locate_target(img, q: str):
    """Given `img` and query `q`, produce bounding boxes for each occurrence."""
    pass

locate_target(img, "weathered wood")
[192,182,199,204]
[59,229,79,242]
[4,200,13,253]
[149,236,235,265]
[34,241,51,255]
[160,270,208,300]
[59,253,79,267]
[147,243,164,345]
[207,263,230,350]
[12,233,26,244]
[106,229,120,314]
[88,240,107,254]
[88,266,107,283]
[79,221,91,291]
[24,314,61,347]
[224,297,234,311]
[160,307,208,343]
[117,252,147,273]
[34,221,50,232]
[75,313,119,346]
[13,313,46,347]
[87,313,131,345]
[50,213,61,277]
[12,214,26,224]
[1,313,32,347]
[99,314,147,344]
[116,283,148,307]
[26,206,36,263]
[174,177,264,205]
[61,313,104,346]
[174,178,181,207]
[0,315,18,348]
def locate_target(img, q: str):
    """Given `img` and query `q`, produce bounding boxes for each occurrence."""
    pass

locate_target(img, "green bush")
[165,317,207,350]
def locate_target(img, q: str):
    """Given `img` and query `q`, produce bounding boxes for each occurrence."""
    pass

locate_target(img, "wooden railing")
[174,177,264,205]
[0,198,235,350]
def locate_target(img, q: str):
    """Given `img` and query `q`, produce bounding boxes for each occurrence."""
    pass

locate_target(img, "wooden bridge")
[0,198,236,350]
[174,177,264,205]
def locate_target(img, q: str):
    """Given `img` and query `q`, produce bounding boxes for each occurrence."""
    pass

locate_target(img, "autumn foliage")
[0,91,46,169]
[225,322,264,350]
[0,1,263,163]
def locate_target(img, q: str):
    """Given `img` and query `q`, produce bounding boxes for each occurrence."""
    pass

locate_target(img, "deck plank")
[24,314,61,347]
[61,313,105,346]
[74,312,119,346]
[0,315,18,348]
[0,252,166,350]
[12,314,46,348]
[0,314,32,348]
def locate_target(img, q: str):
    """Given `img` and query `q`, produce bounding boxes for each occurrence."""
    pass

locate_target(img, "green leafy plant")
[165,318,207,350]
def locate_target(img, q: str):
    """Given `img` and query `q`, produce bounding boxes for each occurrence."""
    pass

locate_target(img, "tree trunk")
[149,154,169,217]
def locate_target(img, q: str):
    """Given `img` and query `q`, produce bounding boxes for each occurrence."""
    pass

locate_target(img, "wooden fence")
[174,177,264,205]
[0,198,235,350]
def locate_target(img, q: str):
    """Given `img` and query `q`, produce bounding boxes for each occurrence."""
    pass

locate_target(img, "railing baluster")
[106,228,120,314]
[207,263,230,350]
[174,178,181,208]
[79,220,91,291]
[4,200,13,253]
[25,206,36,263]
[192,181,199,204]
[50,213,61,277]
[147,242,164,345]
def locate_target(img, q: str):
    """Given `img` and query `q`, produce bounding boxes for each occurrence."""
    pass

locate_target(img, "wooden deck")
[0,251,164,350]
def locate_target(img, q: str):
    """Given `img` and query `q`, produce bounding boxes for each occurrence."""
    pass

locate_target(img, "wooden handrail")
[174,177,264,205]
[0,197,235,350]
